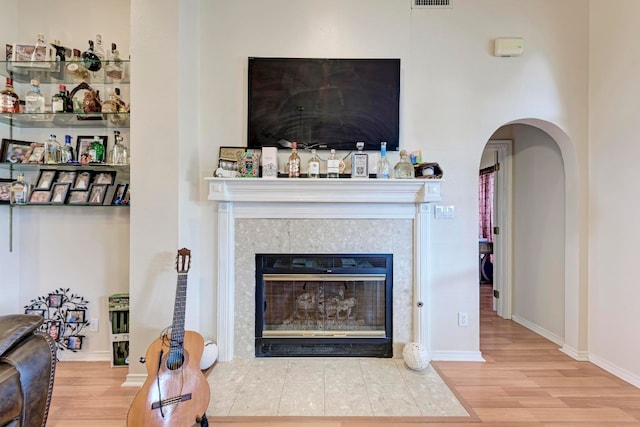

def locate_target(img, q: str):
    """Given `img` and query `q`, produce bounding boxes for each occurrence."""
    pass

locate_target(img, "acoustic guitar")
[127,248,210,427]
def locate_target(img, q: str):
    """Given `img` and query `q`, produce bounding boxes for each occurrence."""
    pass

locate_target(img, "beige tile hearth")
[206,358,469,418]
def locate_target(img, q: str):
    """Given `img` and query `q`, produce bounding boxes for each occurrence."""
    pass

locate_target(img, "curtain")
[479,167,494,242]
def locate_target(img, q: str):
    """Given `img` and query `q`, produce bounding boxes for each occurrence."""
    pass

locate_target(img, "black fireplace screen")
[255,254,393,357]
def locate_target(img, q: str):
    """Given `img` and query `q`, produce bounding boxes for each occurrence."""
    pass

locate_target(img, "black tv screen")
[247,57,400,151]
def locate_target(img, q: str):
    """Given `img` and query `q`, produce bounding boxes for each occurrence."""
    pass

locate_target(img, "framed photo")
[29,190,51,204]
[0,179,11,204]
[36,170,57,190]
[24,143,45,164]
[68,190,89,204]
[94,171,116,185]
[11,43,50,62]
[47,321,61,341]
[48,294,63,308]
[66,310,85,323]
[0,139,35,163]
[112,183,129,205]
[25,309,46,317]
[88,184,108,205]
[76,136,107,163]
[67,336,83,350]
[73,171,92,190]
[50,183,71,204]
[56,171,77,185]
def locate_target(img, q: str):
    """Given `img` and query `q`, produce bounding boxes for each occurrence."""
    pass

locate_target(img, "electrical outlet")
[458,312,468,327]
[89,318,98,332]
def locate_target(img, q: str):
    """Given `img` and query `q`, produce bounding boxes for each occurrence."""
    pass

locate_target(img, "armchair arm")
[0,315,44,357]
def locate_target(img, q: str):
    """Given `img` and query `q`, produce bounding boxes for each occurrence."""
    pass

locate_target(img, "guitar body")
[127,330,210,427]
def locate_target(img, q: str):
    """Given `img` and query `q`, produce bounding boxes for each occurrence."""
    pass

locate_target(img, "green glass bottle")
[89,136,105,163]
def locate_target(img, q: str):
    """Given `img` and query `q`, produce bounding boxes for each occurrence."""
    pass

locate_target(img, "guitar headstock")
[176,248,191,273]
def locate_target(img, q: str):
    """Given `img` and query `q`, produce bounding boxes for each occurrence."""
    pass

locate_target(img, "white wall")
[588,0,640,386]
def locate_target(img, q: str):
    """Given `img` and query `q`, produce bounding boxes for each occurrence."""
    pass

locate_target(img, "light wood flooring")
[46,285,640,426]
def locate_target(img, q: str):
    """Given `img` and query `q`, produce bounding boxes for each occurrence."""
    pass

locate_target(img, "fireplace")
[255,254,393,357]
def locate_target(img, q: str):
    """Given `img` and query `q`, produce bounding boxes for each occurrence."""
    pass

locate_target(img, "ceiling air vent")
[412,0,452,9]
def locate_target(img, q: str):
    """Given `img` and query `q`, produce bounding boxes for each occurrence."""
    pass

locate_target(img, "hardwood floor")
[46,285,640,426]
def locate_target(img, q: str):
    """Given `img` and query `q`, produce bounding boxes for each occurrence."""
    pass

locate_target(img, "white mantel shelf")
[205,177,442,204]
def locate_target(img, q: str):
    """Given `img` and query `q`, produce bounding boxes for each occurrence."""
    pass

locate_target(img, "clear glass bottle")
[0,77,20,113]
[25,79,45,116]
[66,48,90,82]
[30,33,46,62]
[44,134,61,164]
[307,148,321,178]
[287,141,301,177]
[93,35,106,81]
[393,149,415,179]
[106,43,124,82]
[81,40,102,74]
[108,130,129,165]
[376,141,391,179]
[60,135,74,164]
[327,149,340,179]
[52,85,68,113]
[89,135,105,163]
[10,173,29,204]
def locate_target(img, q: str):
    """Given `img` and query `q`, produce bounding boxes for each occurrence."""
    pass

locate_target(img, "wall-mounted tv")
[247,57,400,151]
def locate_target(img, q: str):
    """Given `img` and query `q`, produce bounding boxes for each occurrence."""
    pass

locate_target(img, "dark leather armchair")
[0,314,56,427]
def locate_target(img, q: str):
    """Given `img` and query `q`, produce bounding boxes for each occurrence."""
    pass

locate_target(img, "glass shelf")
[0,112,129,128]
[0,162,129,173]
[1,60,130,85]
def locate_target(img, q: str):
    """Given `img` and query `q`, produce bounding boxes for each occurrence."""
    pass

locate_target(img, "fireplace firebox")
[255,254,393,357]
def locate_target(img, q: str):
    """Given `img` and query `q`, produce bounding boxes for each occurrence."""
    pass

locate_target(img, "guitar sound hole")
[166,353,184,370]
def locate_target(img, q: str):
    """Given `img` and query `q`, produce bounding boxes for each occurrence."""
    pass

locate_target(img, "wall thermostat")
[494,38,524,57]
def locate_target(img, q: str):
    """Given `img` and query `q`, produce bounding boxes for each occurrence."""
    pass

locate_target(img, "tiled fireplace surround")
[207,178,442,361]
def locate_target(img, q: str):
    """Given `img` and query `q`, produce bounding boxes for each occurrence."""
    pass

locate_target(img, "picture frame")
[0,179,11,204]
[76,136,107,163]
[87,184,108,205]
[25,308,46,317]
[48,294,63,308]
[11,43,51,63]
[73,171,92,190]
[112,183,129,205]
[47,321,61,341]
[36,170,57,190]
[50,183,71,204]
[68,190,89,204]
[94,171,116,185]
[66,310,85,323]
[0,139,35,163]
[56,171,77,185]
[29,190,51,204]
[24,143,45,164]
[67,335,83,350]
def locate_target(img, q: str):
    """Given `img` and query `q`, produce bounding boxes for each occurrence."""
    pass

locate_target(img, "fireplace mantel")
[205,178,442,204]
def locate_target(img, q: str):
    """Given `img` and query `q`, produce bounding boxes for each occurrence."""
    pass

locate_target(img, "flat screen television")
[247,57,400,151]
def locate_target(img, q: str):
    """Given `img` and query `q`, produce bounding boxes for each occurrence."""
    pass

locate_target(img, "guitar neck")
[169,273,188,351]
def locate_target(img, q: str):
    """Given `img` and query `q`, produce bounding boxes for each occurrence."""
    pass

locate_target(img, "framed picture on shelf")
[24,143,45,164]
[68,190,89,204]
[0,179,11,204]
[25,309,46,317]
[29,190,51,204]
[0,139,35,163]
[76,136,107,164]
[112,183,128,205]
[66,310,85,323]
[67,336,83,350]
[87,184,108,205]
[56,171,77,185]
[50,183,70,204]
[94,171,116,185]
[73,171,92,190]
[36,170,57,190]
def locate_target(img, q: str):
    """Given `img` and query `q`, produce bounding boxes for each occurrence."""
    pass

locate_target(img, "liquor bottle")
[287,141,301,177]
[105,43,124,82]
[30,33,46,62]
[101,88,128,124]
[25,79,45,116]
[81,40,102,73]
[10,173,29,204]
[60,135,74,163]
[50,39,68,79]
[44,134,62,164]
[0,78,20,113]
[89,136,105,163]
[51,85,68,113]
[376,141,391,179]
[393,149,415,179]
[108,130,129,165]
[351,141,368,178]
[66,48,89,82]
[327,149,340,179]
[93,35,106,81]
[307,149,321,179]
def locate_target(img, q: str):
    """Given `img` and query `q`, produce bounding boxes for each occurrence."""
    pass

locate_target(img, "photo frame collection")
[0,136,109,165]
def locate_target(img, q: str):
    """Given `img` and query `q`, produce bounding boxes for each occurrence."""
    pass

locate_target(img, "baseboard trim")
[589,353,640,388]
[511,314,564,346]
[559,345,589,361]
[57,350,110,362]
[430,351,485,362]
[122,373,146,388]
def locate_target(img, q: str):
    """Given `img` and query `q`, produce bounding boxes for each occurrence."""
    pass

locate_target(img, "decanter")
[376,141,391,179]
[393,150,415,179]
[307,149,321,178]
[44,134,62,164]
